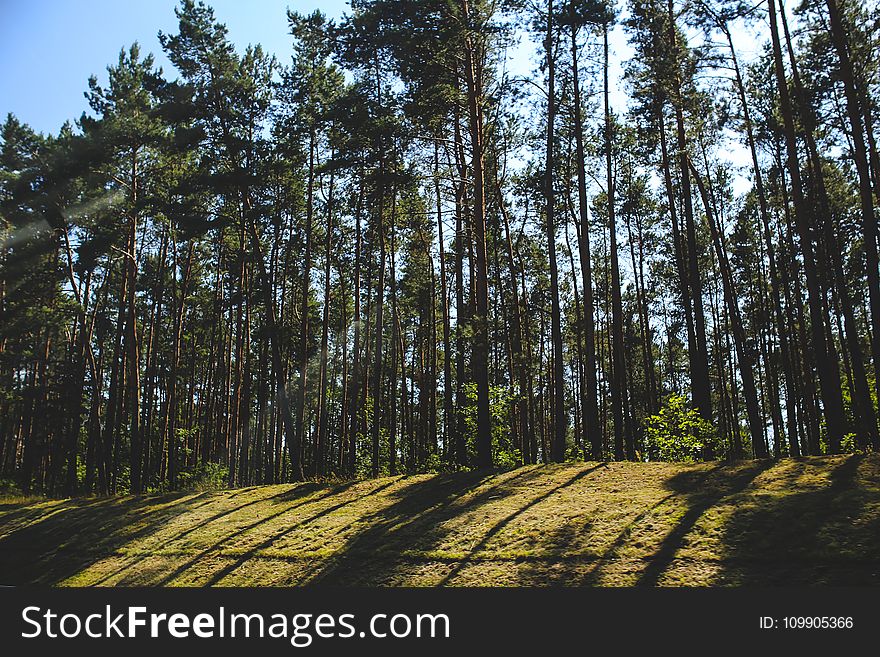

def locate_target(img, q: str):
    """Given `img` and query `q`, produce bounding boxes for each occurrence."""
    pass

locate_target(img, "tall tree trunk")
[624,190,658,417]
[604,21,632,461]
[127,149,143,494]
[667,0,713,429]
[371,180,389,478]
[722,23,800,456]
[658,118,700,421]
[346,178,364,477]
[242,190,301,481]
[389,192,399,476]
[570,16,601,460]
[690,160,767,457]
[453,114,469,467]
[462,0,492,468]
[824,0,880,420]
[163,239,194,489]
[434,143,455,463]
[545,0,567,462]
[316,170,335,476]
[296,130,317,477]
[498,183,531,465]
[767,0,847,451]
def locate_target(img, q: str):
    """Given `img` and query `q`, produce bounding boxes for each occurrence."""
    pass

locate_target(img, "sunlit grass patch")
[1,454,878,587]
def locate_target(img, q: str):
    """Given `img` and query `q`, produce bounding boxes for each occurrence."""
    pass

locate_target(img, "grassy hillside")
[1,454,878,586]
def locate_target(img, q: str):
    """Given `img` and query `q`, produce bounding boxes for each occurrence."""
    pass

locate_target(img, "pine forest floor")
[0,454,878,586]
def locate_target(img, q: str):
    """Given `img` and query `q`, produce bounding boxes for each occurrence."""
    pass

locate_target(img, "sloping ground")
[0,454,878,586]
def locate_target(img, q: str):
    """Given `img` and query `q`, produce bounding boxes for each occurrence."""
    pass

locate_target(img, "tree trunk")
[767,0,846,451]
[545,0,567,462]
[824,0,880,422]
[570,17,601,460]
[667,0,713,428]
[604,21,633,461]
[462,0,492,468]
[689,160,767,457]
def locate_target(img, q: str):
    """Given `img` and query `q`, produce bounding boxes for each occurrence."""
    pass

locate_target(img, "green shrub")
[464,382,520,468]
[841,433,860,454]
[643,394,718,463]
[0,478,22,496]
[178,462,229,491]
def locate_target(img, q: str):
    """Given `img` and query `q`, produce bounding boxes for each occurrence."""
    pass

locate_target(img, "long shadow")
[167,483,319,545]
[203,479,399,585]
[436,464,608,585]
[79,492,229,586]
[309,467,555,585]
[0,469,530,587]
[717,454,880,585]
[513,517,595,585]
[635,460,774,586]
[0,491,210,585]
[147,481,362,586]
[578,464,724,586]
[8,457,864,588]
[0,495,122,536]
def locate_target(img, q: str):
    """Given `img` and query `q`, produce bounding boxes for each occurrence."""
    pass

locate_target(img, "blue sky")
[2,0,695,136]
[0,0,761,195]
[2,0,639,137]
[0,0,349,135]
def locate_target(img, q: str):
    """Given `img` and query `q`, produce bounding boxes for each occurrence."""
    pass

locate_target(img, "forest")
[0,0,878,498]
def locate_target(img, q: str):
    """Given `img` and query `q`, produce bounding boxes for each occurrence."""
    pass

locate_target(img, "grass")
[0,454,878,586]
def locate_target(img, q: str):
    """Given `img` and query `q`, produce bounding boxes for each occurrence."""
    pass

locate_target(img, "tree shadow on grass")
[0,495,121,538]
[5,456,875,587]
[165,483,324,547]
[201,479,399,586]
[715,454,880,585]
[0,491,212,585]
[435,463,609,585]
[92,482,333,586]
[305,466,615,586]
[510,515,607,586]
[308,468,540,585]
[576,460,773,586]
[635,460,774,585]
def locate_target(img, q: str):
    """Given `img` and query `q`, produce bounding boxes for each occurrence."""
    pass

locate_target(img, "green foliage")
[178,462,229,492]
[3,0,879,499]
[422,450,443,474]
[643,394,718,463]
[840,433,860,455]
[0,478,22,496]
[464,383,519,468]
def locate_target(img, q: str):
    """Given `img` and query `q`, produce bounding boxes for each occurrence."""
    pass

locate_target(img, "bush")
[464,382,520,468]
[0,478,22,497]
[643,394,718,463]
[178,462,229,492]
